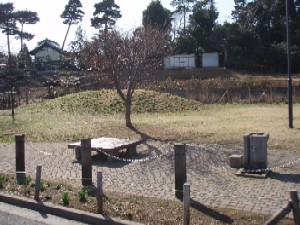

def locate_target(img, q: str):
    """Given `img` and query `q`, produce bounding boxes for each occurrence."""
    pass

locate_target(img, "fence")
[0,136,299,224]
[2,83,300,111]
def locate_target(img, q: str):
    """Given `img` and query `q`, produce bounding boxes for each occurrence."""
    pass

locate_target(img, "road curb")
[0,193,142,225]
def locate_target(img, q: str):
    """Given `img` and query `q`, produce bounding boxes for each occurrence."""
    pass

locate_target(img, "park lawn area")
[0,89,299,152]
[0,90,298,224]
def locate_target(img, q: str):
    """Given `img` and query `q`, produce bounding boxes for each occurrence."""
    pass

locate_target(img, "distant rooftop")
[29,39,61,55]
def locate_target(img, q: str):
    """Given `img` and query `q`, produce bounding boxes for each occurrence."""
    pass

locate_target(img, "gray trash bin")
[244,133,269,170]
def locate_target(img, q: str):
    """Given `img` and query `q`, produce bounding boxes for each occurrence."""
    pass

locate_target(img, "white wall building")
[164,54,196,69]
[29,39,61,63]
[202,52,219,68]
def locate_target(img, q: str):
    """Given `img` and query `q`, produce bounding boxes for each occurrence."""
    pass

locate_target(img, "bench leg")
[126,146,137,156]
[75,146,81,161]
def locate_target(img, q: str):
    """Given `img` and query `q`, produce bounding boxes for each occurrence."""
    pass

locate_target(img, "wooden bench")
[68,137,143,162]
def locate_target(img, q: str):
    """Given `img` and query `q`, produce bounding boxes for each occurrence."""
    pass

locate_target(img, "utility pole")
[286,0,293,128]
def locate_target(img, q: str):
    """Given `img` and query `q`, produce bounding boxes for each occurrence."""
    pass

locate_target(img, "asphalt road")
[0,202,88,225]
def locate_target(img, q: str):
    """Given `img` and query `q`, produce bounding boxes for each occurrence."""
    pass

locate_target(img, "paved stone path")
[1,141,300,218]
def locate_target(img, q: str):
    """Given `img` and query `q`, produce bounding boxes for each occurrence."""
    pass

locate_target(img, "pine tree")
[91,0,121,32]
[61,0,84,51]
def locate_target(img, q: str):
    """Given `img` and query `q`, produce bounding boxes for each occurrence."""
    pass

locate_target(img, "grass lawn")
[0,90,299,152]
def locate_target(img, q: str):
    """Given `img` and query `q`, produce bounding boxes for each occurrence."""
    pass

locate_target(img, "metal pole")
[286,0,293,128]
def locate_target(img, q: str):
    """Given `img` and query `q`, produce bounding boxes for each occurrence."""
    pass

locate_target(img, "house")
[164,52,220,69]
[164,54,196,69]
[29,39,61,70]
[202,52,219,68]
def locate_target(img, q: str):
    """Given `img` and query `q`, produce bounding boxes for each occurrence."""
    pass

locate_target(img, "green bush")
[61,192,70,206]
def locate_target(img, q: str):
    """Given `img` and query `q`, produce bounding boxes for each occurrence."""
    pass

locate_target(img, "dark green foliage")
[142,0,171,30]
[61,192,70,206]
[78,186,93,202]
[23,176,32,186]
[0,175,9,189]
[170,0,300,72]
[17,44,32,69]
[91,0,121,31]
[14,10,39,51]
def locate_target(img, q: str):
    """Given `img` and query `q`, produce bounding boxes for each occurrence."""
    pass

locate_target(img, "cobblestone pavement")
[1,141,300,217]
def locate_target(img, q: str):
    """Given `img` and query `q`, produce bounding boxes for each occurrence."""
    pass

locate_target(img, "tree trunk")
[20,24,24,52]
[61,23,71,51]
[125,100,133,128]
[7,33,11,67]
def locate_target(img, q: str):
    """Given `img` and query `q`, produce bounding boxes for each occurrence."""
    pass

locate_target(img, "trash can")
[243,133,269,170]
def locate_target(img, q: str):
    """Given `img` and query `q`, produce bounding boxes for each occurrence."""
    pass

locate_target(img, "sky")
[0,0,235,54]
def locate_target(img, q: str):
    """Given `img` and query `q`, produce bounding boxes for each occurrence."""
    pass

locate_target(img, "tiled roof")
[29,39,61,55]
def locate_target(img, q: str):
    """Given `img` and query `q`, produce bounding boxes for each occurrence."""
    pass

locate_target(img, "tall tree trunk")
[7,33,11,69]
[62,23,71,51]
[20,23,24,51]
[125,99,133,128]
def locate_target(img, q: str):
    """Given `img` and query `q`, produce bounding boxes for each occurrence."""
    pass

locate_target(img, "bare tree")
[86,27,171,127]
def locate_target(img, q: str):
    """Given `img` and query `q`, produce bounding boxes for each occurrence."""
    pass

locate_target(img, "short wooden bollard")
[15,134,26,184]
[34,165,42,201]
[97,172,103,214]
[175,144,187,199]
[183,183,190,225]
[81,139,92,186]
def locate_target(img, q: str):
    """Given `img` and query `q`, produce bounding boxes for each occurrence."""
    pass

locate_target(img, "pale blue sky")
[0,0,234,54]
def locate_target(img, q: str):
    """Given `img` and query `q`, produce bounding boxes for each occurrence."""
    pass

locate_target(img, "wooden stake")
[97,172,103,214]
[183,183,190,225]
[34,165,42,201]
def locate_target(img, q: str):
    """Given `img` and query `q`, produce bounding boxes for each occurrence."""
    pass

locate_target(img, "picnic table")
[68,137,143,162]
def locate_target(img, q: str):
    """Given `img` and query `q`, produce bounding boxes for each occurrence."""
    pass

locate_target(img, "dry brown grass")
[0,90,299,152]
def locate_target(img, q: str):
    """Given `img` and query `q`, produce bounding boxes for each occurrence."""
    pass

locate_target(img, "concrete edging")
[0,193,142,225]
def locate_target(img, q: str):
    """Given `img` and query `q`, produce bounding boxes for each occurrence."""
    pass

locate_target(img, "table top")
[68,137,142,151]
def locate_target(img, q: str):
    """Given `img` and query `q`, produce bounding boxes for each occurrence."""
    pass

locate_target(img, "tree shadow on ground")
[129,126,174,155]
[129,126,171,143]
[190,198,234,224]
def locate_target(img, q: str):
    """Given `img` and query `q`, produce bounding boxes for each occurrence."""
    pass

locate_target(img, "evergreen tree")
[61,0,84,51]
[14,10,39,51]
[91,0,121,32]
[143,0,172,30]
[0,3,19,68]
[170,0,196,33]
[17,43,32,69]
[188,0,218,52]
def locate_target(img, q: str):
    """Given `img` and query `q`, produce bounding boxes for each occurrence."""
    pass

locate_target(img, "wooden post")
[34,165,42,201]
[183,183,190,225]
[175,144,186,199]
[97,172,103,214]
[15,134,26,184]
[290,191,300,225]
[81,139,92,186]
